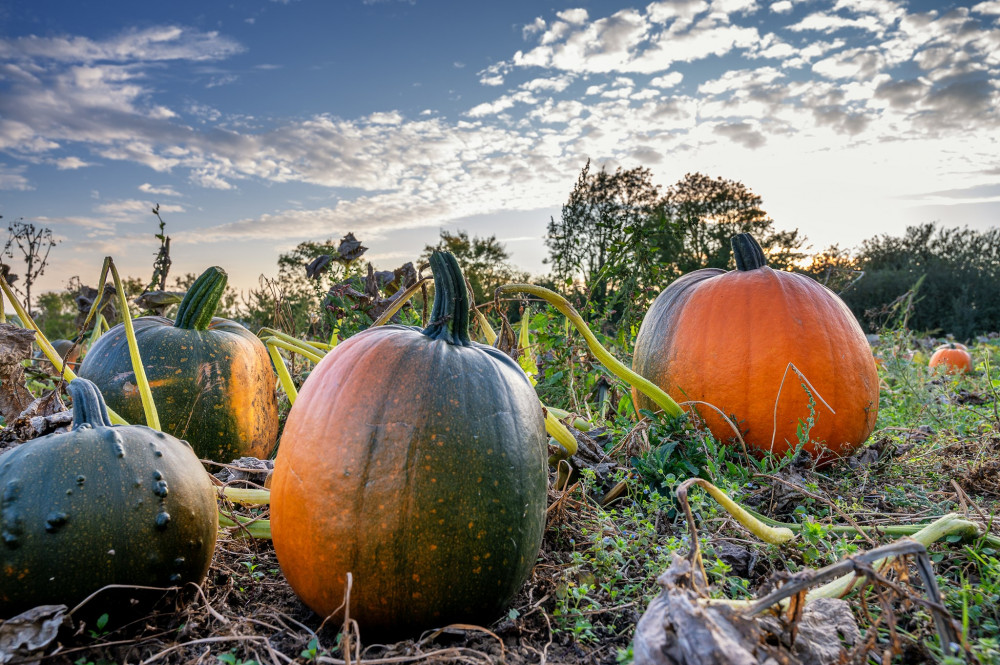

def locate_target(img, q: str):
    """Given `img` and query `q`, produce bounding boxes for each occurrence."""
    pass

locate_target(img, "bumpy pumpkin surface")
[929,342,972,374]
[0,379,218,616]
[79,267,278,462]
[271,252,547,637]
[632,233,879,459]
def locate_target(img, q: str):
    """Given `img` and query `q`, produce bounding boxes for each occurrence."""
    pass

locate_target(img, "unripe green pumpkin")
[79,266,279,462]
[0,379,218,616]
[271,252,548,638]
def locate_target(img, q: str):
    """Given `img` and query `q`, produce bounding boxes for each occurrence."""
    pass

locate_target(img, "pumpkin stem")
[422,252,471,346]
[69,378,114,429]
[732,233,767,271]
[175,266,228,331]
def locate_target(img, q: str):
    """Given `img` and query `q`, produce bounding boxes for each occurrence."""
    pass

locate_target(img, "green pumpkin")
[79,267,279,462]
[0,379,218,616]
[270,252,548,637]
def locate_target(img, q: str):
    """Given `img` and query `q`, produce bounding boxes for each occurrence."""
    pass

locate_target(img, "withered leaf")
[0,604,68,664]
[134,290,185,310]
[0,323,36,422]
[305,255,333,279]
[335,232,367,263]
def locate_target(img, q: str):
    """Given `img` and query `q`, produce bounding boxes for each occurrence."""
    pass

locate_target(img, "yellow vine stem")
[88,313,106,349]
[683,478,795,545]
[0,273,130,424]
[258,328,330,405]
[546,406,592,432]
[259,329,327,364]
[495,284,684,419]
[218,511,272,539]
[78,258,111,334]
[475,306,498,345]
[371,276,434,327]
[519,311,532,356]
[710,513,980,611]
[801,513,972,603]
[544,407,578,458]
[265,339,300,405]
[107,258,160,431]
[220,487,272,505]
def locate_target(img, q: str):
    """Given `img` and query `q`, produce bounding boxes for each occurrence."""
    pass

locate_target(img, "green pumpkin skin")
[78,267,279,462]
[271,252,548,637]
[0,379,218,616]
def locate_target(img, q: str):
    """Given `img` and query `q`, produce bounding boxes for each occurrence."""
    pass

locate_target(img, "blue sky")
[2,0,999,300]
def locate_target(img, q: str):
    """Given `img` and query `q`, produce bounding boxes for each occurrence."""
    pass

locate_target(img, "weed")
[217,650,257,665]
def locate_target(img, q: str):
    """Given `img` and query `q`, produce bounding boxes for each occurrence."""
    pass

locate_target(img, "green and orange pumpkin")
[632,233,878,460]
[271,252,547,637]
[79,267,278,462]
[0,378,217,615]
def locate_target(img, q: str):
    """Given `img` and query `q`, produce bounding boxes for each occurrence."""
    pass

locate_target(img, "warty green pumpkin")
[270,251,548,637]
[0,378,218,616]
[79,266,279,462]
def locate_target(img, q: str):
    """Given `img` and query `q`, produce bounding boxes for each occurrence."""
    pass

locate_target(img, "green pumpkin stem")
[732,233,767,271]
[422,252,471,346]
[175,266,228,331]
[69,378,113,429]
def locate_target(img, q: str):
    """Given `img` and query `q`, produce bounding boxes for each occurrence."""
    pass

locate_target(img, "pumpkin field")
[2,230,1000,665]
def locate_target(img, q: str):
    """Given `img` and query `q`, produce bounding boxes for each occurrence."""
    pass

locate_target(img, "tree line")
[5,162,999,344]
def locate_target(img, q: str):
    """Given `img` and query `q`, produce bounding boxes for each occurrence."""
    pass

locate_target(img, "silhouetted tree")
[838,222,1000,337]
[421,230,527,304]
[546,161,664,331]
[2,217,59,316]
[658,173,806,275]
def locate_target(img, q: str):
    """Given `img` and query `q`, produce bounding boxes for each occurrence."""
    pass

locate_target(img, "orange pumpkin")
[928,342,972,374]
[632,233,879,460]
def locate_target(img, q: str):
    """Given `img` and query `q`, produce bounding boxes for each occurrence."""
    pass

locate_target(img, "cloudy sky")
[1,0,998,301]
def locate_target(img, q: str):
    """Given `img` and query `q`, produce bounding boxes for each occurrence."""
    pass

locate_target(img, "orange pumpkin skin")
[929,343,972,374]
[270,253,547,637]
[632,234,879,460]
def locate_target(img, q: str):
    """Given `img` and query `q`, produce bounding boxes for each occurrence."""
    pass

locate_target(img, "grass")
[4,306,1000,663]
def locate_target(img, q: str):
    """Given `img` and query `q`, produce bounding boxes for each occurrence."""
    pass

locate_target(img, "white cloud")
[789,12,885,33]
[557,8,589,24]
[520,75,574,92]
[139,183,182,196]
[477,62,508,86]
[522,17,546,39]
[771,1,793,13]
[647,1,710,25]
[650,72,684,88]
[366,111,405,125]
[54,156,91,169]
[95,199,183,219]
[5,1,1000,278]
[0,27,243,64]
[812,47,885,79]
[972,1,1000,14]
[711,0,758,15]
[0,165,31,190]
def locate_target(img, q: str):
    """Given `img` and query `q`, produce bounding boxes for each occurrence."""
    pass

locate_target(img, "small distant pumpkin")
[929,342,972,374]
[632,233,879,460]
[33,339,83,373]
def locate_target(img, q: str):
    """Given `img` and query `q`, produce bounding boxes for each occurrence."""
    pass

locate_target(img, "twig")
[140,635,271,665]
[756,473,877,546]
